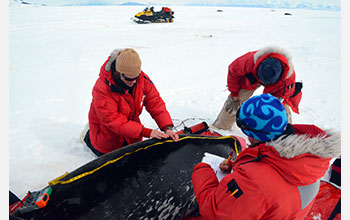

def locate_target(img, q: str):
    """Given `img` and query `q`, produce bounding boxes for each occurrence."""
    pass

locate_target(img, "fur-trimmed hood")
[268,129,341,159]
[235,125,341,186]
[254,46,294,78]
[104,48,123,72]
[259,127,341,186]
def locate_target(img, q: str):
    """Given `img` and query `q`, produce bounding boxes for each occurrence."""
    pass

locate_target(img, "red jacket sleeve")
[143,75,174,129]
[192,162,267,219]
[192,163,221,219]
[227,52,256,97]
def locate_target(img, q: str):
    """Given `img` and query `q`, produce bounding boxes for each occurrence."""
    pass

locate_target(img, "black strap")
[329,158,341,186]
[290,82,303,97]
[245,72,258,85]
[328,198,341,220]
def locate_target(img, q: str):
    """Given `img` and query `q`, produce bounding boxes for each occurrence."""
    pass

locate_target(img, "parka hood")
[105,49,123,72]
[99,49,123,82]
[254,46,294,78]
[257,129,341,186]
[268,129,341,159]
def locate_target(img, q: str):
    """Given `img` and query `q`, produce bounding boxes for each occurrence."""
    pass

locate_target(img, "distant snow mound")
[11,0,46,6]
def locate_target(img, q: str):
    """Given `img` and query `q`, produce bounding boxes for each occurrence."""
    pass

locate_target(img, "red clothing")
[88,54,173,153]
[192,124,340,220]
[227,47,302,113]
[304,181,341,220]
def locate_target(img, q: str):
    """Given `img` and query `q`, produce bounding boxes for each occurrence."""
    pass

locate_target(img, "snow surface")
[6,1,348,218]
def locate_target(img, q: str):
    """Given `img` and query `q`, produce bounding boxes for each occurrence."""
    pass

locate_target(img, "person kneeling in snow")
[84,48,179,156]
[212,46,302,130]
[191,93,340,220]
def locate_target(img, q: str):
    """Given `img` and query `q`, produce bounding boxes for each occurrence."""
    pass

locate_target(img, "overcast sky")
[10,0,341,9]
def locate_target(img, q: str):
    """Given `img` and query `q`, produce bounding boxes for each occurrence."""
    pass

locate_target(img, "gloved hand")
[224,95,239,113]
[212,94,240,130]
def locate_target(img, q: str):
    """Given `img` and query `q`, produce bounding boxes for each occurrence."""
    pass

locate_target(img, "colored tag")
[226,179,243,199]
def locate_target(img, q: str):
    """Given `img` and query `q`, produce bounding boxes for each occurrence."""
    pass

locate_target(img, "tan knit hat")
[115,48,142,78]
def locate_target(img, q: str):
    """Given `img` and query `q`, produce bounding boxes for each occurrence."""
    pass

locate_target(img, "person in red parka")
[212,46,303,130]
[191,93,340,220]
[83,48,179,156]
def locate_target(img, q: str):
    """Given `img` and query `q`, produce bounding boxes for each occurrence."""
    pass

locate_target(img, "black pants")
[84,130,105,157]
[330,158,341,186]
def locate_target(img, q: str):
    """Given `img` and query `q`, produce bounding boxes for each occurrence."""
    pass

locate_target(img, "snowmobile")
[132,6,175,24]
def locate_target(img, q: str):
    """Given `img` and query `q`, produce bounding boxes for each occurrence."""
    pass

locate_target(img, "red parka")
[88,49,174,153]
[192,124,340,220]
[227,46,302,113]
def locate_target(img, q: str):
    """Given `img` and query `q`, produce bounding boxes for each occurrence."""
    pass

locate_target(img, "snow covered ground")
[6,1,347,217]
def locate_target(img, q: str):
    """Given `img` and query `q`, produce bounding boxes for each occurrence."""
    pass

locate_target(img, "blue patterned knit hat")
[236,93,288,142]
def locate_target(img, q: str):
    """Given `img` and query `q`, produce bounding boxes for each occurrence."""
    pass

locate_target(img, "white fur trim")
[254,46,294,78]
[104,48,123,72]
[267,130,341,158]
